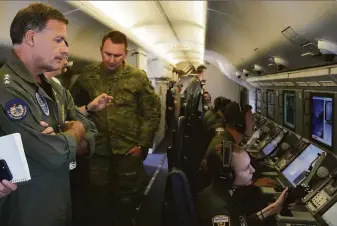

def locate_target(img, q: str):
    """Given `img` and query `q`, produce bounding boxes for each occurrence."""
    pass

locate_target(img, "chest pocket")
[112,80,138,107]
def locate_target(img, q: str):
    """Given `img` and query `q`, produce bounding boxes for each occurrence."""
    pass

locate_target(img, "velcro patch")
[212,215,230,226]
[5,98,29,120]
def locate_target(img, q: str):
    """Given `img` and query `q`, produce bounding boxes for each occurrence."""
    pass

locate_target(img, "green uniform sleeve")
[0,87,77,169]
[138,75,161,148]
[64,89,97,157]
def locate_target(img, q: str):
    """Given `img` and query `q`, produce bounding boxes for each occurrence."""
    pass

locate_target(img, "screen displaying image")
[256,91,262,113]
[282,144,324,187]
[267,91,275,119]
[283,92,295,129]
[322,201,337,226]
[262,132,285,156]
[312,95,333,147]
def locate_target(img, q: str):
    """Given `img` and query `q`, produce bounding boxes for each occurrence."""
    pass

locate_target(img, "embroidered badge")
[212,215,230,226]
[5,99,29,120]
[216,127,225,136]
[35,93,50,116]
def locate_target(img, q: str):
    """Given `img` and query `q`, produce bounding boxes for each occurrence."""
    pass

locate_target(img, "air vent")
[319,81,337,86]
[282,26,310,46]
[285,82,295,86]
[306,81,321,87]
[296,82,308,87]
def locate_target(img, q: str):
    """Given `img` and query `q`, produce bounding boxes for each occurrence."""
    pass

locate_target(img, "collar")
[6,50,37,84]
[100,61,129,77]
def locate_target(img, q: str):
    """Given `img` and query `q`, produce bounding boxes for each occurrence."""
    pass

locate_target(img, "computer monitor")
[267,90,275,119]
[283,92,295,129]
[311,94,333,148]
[282,144,324,187]
[262,131,285,156]
[322,201,337,226]
[256,90,262,113]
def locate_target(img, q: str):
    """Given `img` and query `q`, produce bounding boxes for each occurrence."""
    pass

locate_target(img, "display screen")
[322,201,337,226]
[256,90,262,113]
[267,91,275,119]
[282,144,324,187]
[262,132,285,156]
[283,92,295,129]
[311,95,333,147]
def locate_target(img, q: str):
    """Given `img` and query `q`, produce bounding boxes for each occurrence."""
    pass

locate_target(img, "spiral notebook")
[0,133,31,183]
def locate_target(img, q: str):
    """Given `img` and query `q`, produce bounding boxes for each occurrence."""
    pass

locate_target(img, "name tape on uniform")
[212,215,230,226]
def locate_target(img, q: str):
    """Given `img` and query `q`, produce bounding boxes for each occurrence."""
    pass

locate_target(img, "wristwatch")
[85,104,93,113]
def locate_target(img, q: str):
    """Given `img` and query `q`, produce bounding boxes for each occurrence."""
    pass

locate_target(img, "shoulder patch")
[5,98,29,120]
[35,93,50,116]
[212,215,230,226]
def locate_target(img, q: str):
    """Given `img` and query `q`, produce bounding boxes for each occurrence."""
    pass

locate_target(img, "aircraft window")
[283,92,295,129]
[322,201,337,226]
[311,95,333,148]
[282,144,324,187]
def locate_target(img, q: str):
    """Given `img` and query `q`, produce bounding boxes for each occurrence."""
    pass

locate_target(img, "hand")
[40,121,56,135]
[0,180,17,198]
[63,121,86,145]
[168,107,173,111]
[270,187,289,214]
[87,93,113,112]
[126,146,142,157]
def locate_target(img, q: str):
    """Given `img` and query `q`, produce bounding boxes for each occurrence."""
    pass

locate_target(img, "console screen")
[312,95,333,147]
[262,132,285,156]
[282,144,324,187]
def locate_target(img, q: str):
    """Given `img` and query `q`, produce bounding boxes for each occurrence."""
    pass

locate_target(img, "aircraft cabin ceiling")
[207,1,337,77]
[68,1,207,69]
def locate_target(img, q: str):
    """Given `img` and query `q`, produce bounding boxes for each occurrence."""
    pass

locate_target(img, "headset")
[219,140,235,187]
[224,102,252,135]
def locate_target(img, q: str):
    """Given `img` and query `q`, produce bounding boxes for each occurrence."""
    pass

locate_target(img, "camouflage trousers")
[85,154,147,226]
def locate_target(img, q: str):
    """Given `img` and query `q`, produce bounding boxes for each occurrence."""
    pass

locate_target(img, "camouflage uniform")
[202,110,223,133]
[0,51,97,226]
[183,76,202,116]
[70,62,161,226]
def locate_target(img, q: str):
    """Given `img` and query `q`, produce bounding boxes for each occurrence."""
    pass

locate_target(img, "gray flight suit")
[0,50,97,226]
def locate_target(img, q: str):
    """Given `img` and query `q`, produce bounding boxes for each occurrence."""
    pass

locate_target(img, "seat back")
[163,169,198,226]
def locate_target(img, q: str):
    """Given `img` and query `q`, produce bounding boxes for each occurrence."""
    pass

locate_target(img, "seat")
[162,168,198,226]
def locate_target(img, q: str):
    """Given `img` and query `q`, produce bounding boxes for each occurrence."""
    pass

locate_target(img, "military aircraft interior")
[2,1,337,226]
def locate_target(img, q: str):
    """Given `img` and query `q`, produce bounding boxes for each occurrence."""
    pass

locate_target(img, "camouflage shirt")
[70,62,161,155]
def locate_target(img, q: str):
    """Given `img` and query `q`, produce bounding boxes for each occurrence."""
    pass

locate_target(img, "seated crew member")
[196,144,288,226]
[202,97,231,134]
[202,91,212,112]
[204,102,253,160]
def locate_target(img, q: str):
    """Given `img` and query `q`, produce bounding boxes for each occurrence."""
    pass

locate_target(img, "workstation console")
[248,90,337,226]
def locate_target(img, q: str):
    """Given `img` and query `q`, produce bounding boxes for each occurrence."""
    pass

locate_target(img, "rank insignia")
[212,215,230,226]
[5,99,29,120]
[35,93,50,116]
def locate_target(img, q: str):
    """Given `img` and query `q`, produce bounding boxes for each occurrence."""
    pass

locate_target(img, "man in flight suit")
[196,144,288,226]
[44,43,113,226]
[0,3,97,226]
[70,30,161,226]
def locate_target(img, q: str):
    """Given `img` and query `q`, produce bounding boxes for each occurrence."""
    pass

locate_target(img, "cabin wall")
[204,63,240,102]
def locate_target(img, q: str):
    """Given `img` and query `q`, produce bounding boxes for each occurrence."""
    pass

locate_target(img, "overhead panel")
[68,1,207,67]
